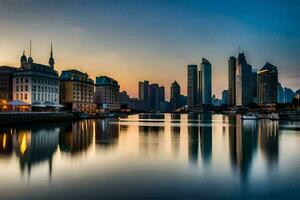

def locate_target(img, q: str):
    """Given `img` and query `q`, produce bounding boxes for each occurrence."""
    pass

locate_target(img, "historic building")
[13,45,60,108]
[95,76,120,112]
[59,69,96,114]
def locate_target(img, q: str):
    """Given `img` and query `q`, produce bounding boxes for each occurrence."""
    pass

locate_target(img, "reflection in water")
[95,118,119,149]
[200,114,212,165]
[259,120,279,168]
[171,114,181,156]
[0,114,297,199]
[14,126,60,177]
[188,113,199,164]
[59,120,93,155]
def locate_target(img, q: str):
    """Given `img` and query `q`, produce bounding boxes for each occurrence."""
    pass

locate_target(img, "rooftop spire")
[49,42,55,68]
[50,42,53,58]
[30,40,32,57]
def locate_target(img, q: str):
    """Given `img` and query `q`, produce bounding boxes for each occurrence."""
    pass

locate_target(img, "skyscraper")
[277,83,285,103]
[222,90,229,105]
[138,80,150,111]
[170,81,181,111]
[200,58,212,105]
[251,69,258,103]
[228,56,236,106]
[257,62,278,105]
[150,83,160,110]
[236,53,252,107]
[159,86,165,103]
[187,64,198,109]
[284,87,295,103]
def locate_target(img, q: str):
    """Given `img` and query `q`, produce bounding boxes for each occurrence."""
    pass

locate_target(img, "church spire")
[28,40,33,64]
[49,42,55,69]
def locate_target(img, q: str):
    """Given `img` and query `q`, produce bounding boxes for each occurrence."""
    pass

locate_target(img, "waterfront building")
[200,58,212,105]
[277,83,285,103]
[0,66,17,103]
[228,56,236,106]
[159,86,165,103]
[59,69,96,114]
[95,76,120,112]
[13,45,60,108]
[187,64,198,109]
[252,69,258,103]
[257,63,278,105]
[284,87,295,103]
[222,90,229,105]
[159,101,171,113]
[138,80,150,111]
[236,53,252,107]
[150,83,160,111]
[170,81,181,111]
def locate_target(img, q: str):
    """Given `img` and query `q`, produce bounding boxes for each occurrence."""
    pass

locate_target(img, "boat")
[269,113,279,120]
[241,113,258,120]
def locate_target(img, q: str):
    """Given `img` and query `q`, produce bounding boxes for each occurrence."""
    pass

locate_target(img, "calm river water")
[0,113,299,199]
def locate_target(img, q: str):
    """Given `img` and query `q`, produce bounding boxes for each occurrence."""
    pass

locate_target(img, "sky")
[0,0,299,99]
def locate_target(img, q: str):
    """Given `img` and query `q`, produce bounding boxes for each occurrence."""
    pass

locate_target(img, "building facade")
[200,58,212,105]
[95,76,120,112]
[170,81,181,111]
[13,47,59,107]
[236,53,252,107]
[228,56,236,106]
[149,83,160,111]
[138,80,150,111]
[0,66,17,102]
[257,63,278,105]
[251,70,258,103]
[187,64,198,108]
[60,70,96,113]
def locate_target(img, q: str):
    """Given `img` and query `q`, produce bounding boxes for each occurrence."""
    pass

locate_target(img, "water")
[0,113,299,199]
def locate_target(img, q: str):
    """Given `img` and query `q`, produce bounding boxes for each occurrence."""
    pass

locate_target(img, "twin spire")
[20,41,55,68]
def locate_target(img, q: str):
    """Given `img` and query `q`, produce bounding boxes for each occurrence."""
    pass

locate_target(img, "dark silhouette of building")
[170,81,181,111]
[252,70,258,103]
[257,63,278,105]
[200,58,212,105]
[187,65,198,110]
[228,56,236,106]
[150,83,160,111]
[0,66,17,103]
[138,80,150,111]
[236,53,252,107]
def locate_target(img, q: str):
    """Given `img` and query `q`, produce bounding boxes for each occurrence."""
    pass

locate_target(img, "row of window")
[16,93,58,102]
[16,85,58,93]
[16,77,58,85]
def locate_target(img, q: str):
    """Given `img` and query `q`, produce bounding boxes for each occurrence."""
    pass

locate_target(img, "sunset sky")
[0,0,299,99]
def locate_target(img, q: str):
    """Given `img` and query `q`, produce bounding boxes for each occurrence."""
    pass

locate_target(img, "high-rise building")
[149,83,160,110]
[277,83,285,103]
[95,76,120,112]
[138,80,150,110]
[60,69,96,114]
[284,87,295,103]
[187,64,198,108]
[236,53,252,107]
[251,69,258,103]
[13,45,60,108]
[228,56,236,106]
[200,58,212,105]
[0,66,17,102]
[159,86,165,103]
[170,81,181,111]
[222,90,229,105]
[257,62,278,105]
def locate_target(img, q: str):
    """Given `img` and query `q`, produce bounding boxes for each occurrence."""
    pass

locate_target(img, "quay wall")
[0,112,73,124]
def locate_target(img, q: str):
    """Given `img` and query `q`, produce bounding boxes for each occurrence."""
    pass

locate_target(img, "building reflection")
[199,114,212,165]
[188,113,199,164]
[95,118,119,149]
[228,115,258,181]
[0,128,14,158]
[138,114,164,155]
[59,120,93,156]
[171,113,181,156]
[258,120,279,168]
[13,125,60,177]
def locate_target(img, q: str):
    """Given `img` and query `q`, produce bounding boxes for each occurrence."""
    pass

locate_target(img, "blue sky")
[0,0,299,98]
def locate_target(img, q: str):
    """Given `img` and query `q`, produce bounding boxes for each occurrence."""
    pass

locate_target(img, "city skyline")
[0,0,299,99]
